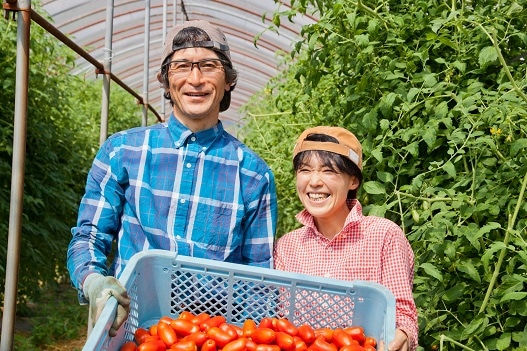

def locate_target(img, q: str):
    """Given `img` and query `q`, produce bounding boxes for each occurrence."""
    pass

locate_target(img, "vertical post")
[1,0,31,349]
[99,0,114,145]
[142,0,151,127]
[173,0,177,26]
[161,0,167,120]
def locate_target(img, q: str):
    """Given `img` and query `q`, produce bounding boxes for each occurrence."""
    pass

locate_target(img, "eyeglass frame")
[163,58,229,77]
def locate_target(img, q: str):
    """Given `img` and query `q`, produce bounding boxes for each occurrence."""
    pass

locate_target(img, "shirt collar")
[295,199,364,238]
[168,114,224,149]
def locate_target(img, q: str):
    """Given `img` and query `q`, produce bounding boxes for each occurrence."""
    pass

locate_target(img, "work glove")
[83,273,130,337]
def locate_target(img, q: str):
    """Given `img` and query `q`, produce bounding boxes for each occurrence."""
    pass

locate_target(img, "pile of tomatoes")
[120,311,378,351]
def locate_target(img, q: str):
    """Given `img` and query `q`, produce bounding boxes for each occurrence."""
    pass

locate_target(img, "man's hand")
[83,273,130,336]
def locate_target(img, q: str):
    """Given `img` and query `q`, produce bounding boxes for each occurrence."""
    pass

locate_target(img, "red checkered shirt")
[274,200,418,350]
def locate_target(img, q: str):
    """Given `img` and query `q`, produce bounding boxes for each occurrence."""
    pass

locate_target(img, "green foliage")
[1,1,143,309]
[242,0,527,350]
[13,284,87,350]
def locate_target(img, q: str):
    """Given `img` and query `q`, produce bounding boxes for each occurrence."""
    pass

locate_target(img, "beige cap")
[160,20,231,66]
[293,126,363,170]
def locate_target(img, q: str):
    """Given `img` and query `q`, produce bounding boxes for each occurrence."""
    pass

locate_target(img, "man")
[67,20,278,336]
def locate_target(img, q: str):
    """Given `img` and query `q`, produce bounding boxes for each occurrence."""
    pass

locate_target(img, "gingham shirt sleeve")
[380,223,418,350]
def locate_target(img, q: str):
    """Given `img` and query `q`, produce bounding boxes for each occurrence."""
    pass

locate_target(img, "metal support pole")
[173,0,176,27]
[1,0,31,349]
[161,0,167,120]
[99,0,114,145]
[142,0,150,127]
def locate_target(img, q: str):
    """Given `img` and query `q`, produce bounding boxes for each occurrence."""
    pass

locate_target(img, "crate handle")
[82,296,119,351]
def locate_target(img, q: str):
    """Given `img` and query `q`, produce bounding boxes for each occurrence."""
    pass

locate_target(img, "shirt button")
[191,136,196,142]
[186,163,191,168]
[176,235,181,239]
[180,199,186,204]
[202,147,207,151]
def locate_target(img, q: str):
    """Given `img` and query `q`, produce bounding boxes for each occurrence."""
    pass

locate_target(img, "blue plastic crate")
[83,249,396,350]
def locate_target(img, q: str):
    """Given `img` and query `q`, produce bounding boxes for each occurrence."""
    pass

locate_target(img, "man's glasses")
[165,59,225,76]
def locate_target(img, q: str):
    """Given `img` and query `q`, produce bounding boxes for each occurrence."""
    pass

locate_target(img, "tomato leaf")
[496,333,511,351]
[500,292,527,303]
[420,263,443,282]
[362,181,386,195]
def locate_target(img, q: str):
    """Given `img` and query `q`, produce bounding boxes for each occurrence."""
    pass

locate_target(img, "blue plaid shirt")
[67,115,277,301]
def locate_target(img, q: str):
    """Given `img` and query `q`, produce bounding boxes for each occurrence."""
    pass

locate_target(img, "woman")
[274,126,418,351]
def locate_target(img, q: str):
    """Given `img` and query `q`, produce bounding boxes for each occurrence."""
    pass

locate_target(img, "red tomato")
[242,319,257,337]
[293,336,307,351]
[201,315,227,331]
[297,325,316,344]
[143,336,161,343]
[219,323,240,339]
[120,341,138,351]
[314,328,333,343]
[343,327,366,344]
[246,339,258,351]
[310,336,337,351]
[232,324,244,337]
[149,324,158,337]
[251,327,276,344]
[137,340,166,351]
[201,339,217,351]
[363,337,377,348]
[171,319,200,336]
[191,312,210,326]
[276,319,298,336]
[158,321,178,347]
[258,317,275,329]
[222,337,248,351]
[255,345,281,351]
[363,346,375,351]
[134,328,151,344]
[182,331,208,346]
[159,316,173,325]
[178,311,195,321]
[170,339,197,351]
[275,331,296,350]
[332,329,354,348]
[340,345,365,351]
[207,326,236,348]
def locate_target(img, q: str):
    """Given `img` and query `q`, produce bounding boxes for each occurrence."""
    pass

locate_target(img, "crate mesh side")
[168,266,358,329]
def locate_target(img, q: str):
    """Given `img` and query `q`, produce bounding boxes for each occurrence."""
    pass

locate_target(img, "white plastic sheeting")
[40,0,317,127]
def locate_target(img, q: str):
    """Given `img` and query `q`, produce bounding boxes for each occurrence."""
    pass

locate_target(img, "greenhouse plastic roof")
[40,0,317,127]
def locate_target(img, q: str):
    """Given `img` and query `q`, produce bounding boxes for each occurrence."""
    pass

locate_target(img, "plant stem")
[479,169,527,314]
[477,24,527,104]
[440,334,475,351]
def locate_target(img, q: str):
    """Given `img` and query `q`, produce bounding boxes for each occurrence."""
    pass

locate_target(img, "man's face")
[166,47,231,131]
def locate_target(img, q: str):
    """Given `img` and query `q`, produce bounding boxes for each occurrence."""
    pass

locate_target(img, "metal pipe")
[1,0,31,349]
[99,0,114,145]
[142,0,151,127]
[161,0,167,120]
[29,9,162,123]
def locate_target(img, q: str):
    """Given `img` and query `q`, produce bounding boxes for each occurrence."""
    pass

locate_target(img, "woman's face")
[296,153,359,222]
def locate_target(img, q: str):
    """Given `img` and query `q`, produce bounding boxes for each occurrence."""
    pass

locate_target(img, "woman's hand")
[387,328,409,351]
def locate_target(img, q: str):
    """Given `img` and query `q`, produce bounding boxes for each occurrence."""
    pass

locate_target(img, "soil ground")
[2,283,88,351]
